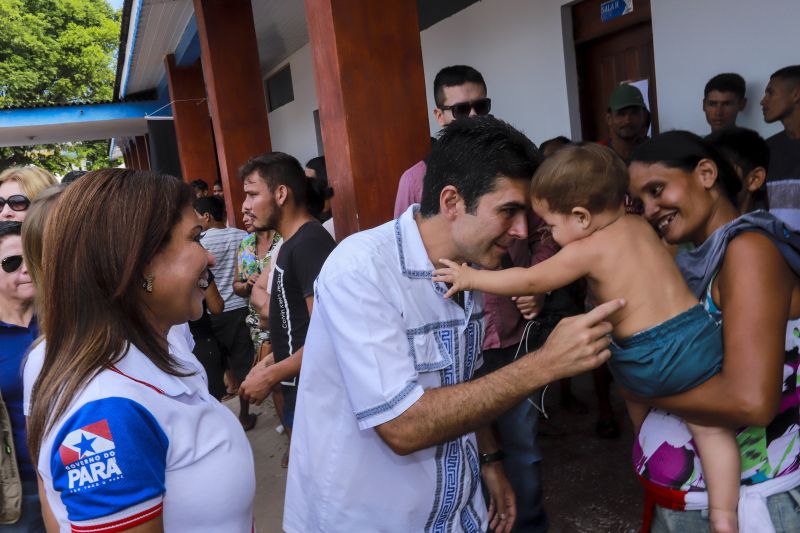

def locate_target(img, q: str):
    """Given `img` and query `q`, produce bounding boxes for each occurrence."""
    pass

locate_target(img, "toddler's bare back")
[582,215,698,339]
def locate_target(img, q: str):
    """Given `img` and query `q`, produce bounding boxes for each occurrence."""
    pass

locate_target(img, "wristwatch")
[478,450,505,465]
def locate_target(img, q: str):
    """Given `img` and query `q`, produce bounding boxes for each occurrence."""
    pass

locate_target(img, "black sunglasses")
[439,98,492,119]
[0,195,30,212]
[1,255,23,274]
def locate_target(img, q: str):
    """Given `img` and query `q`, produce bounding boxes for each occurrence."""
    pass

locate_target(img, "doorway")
[572,0,658,142]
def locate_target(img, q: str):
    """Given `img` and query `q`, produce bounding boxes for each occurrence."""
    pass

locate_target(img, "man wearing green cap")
[603,83,648,164]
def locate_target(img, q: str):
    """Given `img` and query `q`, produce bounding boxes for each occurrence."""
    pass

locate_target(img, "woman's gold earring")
[142,274,154,293]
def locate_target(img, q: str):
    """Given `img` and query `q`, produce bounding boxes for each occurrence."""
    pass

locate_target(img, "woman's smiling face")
[628,161,716,246]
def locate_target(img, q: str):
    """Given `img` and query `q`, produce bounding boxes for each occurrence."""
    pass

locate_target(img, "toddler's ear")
[571,206,592,228]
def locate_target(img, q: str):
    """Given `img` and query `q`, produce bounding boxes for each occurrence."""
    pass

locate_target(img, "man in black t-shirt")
[761,65,800,228]
[238,152,336,434]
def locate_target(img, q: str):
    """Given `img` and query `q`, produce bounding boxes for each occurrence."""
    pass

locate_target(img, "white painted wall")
[264,0,576,160]
[419,0,575,145]
[651,0,800,138]
[264,43,320,167]
[263,0,800,162]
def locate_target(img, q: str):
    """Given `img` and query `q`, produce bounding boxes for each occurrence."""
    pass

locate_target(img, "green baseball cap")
[608,84,646,112]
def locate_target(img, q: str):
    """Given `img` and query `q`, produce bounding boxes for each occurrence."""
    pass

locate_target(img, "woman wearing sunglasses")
[0,221,43,531]
[27,169,255,532]
[0,166,57,222]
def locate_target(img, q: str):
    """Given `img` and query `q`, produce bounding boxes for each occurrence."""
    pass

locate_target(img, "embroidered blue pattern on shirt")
[353,381,418,421]
[424,315,484,532]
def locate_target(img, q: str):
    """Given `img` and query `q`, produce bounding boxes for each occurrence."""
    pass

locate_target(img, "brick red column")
[193,0,271,227]
[165,55,220,188]
[305,0,430,237]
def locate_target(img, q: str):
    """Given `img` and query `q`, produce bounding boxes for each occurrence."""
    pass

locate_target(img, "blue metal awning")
[0,100,166,147]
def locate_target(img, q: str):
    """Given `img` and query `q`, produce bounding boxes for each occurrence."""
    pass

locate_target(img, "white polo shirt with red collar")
[27,329,255,533]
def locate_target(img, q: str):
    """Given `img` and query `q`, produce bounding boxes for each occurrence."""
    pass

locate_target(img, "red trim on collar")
[108,366,165,395]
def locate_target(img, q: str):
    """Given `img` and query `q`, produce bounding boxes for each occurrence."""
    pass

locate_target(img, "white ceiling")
[252,0,309,73]
[124,0,195,96]
[123,0,310,96]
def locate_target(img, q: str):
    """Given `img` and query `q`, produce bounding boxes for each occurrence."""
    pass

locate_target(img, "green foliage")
[0,0,121,173]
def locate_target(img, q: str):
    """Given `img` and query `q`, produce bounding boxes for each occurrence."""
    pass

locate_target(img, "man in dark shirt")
[238,152,336,434]
[703,73,747,133]
[762,65,800,229]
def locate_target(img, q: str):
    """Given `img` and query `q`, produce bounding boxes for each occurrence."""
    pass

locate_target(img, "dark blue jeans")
[481,319,556,533]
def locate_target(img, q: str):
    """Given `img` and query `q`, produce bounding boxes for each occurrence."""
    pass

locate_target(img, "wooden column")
[193,0,271,227]
[127,139,141,170]
[122,141,133,169]
[306,0,430,238]
[164,55,220,187]
[134,135,151,171]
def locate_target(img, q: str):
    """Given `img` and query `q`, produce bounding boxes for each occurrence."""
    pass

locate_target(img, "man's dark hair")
[193,195,226,222]
[190,179,208,192]
[305,156,328,184]
[0,221,22,240]
[420,117,540,217]
[771,65,800,86]
[704,73,746,99]
[61,170,87,185]
[706,127,769,176]
[239,152,307,206]
[433,65,486,108]
[539,136,571,157]
[213,179,222,187]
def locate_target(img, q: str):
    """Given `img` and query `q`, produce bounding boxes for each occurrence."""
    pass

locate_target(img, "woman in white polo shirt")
[26,169,255,532]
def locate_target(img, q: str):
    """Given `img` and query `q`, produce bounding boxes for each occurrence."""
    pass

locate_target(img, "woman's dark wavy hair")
[27,168,193,462]
[630,130,742,204]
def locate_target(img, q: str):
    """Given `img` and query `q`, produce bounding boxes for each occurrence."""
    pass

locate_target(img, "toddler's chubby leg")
[688,423,740,533]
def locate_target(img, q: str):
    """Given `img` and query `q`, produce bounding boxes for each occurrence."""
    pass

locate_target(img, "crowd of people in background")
[0,61,798,533]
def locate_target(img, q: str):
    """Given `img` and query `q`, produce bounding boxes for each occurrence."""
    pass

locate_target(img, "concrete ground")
[227,370,642,532]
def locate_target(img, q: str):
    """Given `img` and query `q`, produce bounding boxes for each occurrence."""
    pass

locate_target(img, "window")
[266,65,294,111]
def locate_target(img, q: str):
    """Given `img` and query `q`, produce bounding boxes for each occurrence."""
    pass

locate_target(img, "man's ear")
[274,184,289,207]
[791,84,800,104]
[745,167,767,192]
[440,185,462,220]
[433,107,446,127]
[695,158,720,190]
[571,206,592,229]
[738,97,747,111]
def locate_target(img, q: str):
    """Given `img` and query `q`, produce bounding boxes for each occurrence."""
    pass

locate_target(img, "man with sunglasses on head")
[393,65,491,218]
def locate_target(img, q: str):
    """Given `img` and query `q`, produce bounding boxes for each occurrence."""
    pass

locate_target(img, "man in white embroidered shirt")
[284,117,624,532]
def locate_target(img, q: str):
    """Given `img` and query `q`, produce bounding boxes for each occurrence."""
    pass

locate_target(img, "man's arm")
[232,258,258,297]
[249,270,270,313]
[239,295,313,404]
[374,300,621,454]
